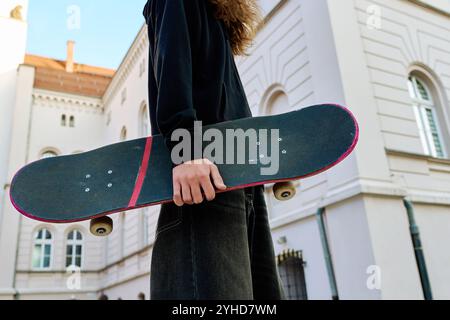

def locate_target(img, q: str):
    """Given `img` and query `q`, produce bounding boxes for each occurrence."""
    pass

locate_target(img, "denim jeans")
[150,186,284,300]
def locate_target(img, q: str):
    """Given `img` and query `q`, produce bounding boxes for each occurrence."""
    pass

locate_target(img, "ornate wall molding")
[32,90,103,113]
[409,0,450,17]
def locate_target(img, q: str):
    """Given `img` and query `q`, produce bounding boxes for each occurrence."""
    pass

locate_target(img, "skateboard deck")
[10,104,358,224]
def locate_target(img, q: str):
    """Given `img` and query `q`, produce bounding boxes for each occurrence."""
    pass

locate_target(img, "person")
[98,293,109,300]
[143,0,284,300]
[138,292,146,300]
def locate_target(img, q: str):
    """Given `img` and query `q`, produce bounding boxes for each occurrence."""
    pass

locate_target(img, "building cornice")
[33,89,103,111]
[259,0,289,30]
[386,148,450,166]
[15,244,153,275]
[102,24,148,109]
[408,0,450,17]
[270,175,450,230]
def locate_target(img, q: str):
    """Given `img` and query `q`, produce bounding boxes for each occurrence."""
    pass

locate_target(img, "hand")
[172,159,227,206]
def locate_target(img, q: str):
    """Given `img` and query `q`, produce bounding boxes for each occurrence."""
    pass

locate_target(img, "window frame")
[139,58,146,77]
[61,114,67,127]
[31,228,53,270]
[120,127,127,141]
[139,208,151,248]
[69,115,75,128]
[119,212,126,258]
[121,88,127,106]
[277,249,308,300]
[139,103,150,138]
[65,229,84,268]
[408,75,447,159]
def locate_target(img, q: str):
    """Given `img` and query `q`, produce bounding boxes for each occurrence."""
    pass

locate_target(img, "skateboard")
[10,104,359,236]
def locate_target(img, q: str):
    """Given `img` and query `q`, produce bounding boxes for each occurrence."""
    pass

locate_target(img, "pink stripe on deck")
[128,137,153,208]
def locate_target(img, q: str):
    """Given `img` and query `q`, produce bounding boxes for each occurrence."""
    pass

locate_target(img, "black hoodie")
[142,0,253,157]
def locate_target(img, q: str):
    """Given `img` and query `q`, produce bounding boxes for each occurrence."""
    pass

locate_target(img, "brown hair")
[208,0,262,56]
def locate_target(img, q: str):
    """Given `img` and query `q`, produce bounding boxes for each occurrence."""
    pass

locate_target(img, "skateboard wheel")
[90,216,113,237]
[273,182,297,201]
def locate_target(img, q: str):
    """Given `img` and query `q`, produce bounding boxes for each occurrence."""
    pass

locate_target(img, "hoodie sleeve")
[145,0,198,160]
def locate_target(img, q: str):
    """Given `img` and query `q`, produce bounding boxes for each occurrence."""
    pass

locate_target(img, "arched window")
[32,228,53,269]
[106,112,112,126]
[40,150,58,159]
[408,75,446,158]
[66,229,83,268]
[260,85,291,116]
[120,127,127,141]
[139,103,150,137]
[69,116,75,128]
[61,114,67,126]
[266,91,290,115]
[277,250,308,300]
[121,88,127,105]
[139,58,146,77]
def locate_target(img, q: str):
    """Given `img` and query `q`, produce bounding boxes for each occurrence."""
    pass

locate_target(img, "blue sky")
[27,0,148,69]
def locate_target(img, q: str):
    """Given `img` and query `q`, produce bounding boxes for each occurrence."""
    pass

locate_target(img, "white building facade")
[0,0,449,300]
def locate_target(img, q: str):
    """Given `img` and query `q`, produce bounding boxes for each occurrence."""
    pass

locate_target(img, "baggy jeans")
[150,186,284,300]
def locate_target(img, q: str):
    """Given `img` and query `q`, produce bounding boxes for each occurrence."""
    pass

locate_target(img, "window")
[69,115,75,128]
[121,88,127,105]
[119,213,126,257]
[261,86,290,116]
[408,75,446,158]
[139,58,146,77]
[141,208,150,247]
[120,127,127,141]
[66,230,83,268]
[139,103,150,137]
[32,228,53,269]
[267,91,290,115]
[277,250,308,300]
[41,150,58,159]
[61,114,67,126]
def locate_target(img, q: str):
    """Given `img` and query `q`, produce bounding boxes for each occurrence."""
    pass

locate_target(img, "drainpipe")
[403,199,433,300]
[316,207,339,300]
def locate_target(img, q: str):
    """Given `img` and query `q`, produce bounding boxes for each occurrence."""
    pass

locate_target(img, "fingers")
[200,176,216,202]
[181,181,193,205]
[190,181,204,204]
[173,181,183,207]
[172,160,226,207]
[210,164,227,190]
